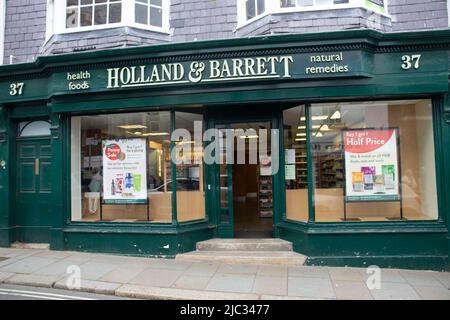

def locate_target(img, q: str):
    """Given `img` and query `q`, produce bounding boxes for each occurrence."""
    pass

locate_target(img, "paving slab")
[333,280,373,300]
[0,271,15,282]
[400,270,445,287]
[414,285,450,300]
[5,274,62,288]
[183,262,220,277]
[76,261,120,281]
[257,265,288,277]
[252,275,287,296]
[432,272,450,288]
[329,267,365,281]
[172,274,212,290]
[128,268,183,287]
[0,256,60,274]
[288,276,335,299]
[217,263,258,275]
[370,282,421,300]
[116,284,259,300]
[206,273,255,293]
[148,259,192,271]
[99,264,148,283]
[288,266,330,279]
[54,278,121,295]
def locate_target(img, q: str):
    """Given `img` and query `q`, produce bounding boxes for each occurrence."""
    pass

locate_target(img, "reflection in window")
[245,0,266,20]
[71,112,172,223]
[311,100,438,222]
[66,0,122,29]
[283,105,308,222]
[135,0,163,28]
[174,112,205,222]
[280,0,349,8]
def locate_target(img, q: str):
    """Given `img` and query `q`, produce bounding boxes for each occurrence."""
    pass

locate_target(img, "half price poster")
[343,128,400,202]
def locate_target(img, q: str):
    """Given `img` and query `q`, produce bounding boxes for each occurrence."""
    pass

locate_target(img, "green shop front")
[0,30,449,270]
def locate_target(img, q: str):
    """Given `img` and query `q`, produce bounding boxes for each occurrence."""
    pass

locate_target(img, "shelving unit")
[258,175,273,218]
[316,150,344,188]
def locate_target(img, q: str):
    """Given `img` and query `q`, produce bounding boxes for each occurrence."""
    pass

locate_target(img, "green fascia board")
[1,29,450,78]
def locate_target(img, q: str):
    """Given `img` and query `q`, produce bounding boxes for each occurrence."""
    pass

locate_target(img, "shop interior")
[228,122,274,238]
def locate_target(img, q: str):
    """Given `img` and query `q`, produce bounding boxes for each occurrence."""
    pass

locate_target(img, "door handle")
[35,158,40,176]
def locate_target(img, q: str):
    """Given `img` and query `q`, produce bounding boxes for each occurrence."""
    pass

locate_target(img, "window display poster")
[259,155,272,176]
[343,128,400,202]
[102,139,147,204]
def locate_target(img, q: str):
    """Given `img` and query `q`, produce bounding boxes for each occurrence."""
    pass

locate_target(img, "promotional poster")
[343,128,400,202]
[102,139,148,204]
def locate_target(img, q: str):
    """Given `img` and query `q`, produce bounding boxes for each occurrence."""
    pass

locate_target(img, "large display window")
[309,99,438,222]
[174,112,206,222]
[283,105,309,222]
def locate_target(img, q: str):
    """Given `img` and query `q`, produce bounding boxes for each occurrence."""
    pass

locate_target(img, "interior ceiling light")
[144,132,169,136]
[300,116,328,121]
[118,125,147,129]
[295,138,306,141]
[298,125,320,129]
[320,124,331,131]
[316,132,324,137]
[296,133,306,136]
[330,110,341,120]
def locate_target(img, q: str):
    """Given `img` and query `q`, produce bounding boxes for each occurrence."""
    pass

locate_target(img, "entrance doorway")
[216,121,274,238]
[14,120,53,243]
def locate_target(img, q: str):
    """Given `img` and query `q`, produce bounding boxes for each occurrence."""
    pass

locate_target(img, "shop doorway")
[216,122,274,238]
[14,120,53,243]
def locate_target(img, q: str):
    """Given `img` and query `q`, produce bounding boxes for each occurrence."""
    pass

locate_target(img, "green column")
[49,104,65,250]
[443,95,450,271]
[0,104,12,246]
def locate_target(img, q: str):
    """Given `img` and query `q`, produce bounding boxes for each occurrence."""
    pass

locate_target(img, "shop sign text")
[106,56,294,88]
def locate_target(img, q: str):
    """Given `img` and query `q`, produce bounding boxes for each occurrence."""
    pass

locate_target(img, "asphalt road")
[0,284,134,300]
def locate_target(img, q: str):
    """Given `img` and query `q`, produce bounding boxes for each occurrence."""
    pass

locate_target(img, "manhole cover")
[0,257,8,262]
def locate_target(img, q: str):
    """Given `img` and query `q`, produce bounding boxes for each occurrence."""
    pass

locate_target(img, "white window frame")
[236,0,389,29]
[0,0,5,65]
[47,0,170,40]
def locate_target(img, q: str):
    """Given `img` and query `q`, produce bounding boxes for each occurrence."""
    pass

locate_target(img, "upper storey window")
[66,0,122,28]
[246,0,266,20]
[237,0,388,27]
[48,0,170,38]
[135,0,163,28]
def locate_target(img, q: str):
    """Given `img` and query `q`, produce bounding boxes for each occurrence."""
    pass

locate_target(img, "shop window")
[66,0,122,28]
[311,100,438,222]
[18,120,51,137]
[174,112,205,222]
[70,111,172,223]
[283,105,308,222]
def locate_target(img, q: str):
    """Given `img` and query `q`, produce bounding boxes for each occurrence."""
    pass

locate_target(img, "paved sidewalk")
[0,247,449,300]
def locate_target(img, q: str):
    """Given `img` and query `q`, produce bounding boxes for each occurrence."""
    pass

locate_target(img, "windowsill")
[53,22,170,37]
[235,5,391,31]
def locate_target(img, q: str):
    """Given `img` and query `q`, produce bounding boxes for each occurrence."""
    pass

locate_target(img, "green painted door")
[216,127,234,238]
[15,138,53,243]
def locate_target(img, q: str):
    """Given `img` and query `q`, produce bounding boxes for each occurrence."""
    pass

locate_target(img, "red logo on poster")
[344,129,394,154]
[105,144,122,160]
